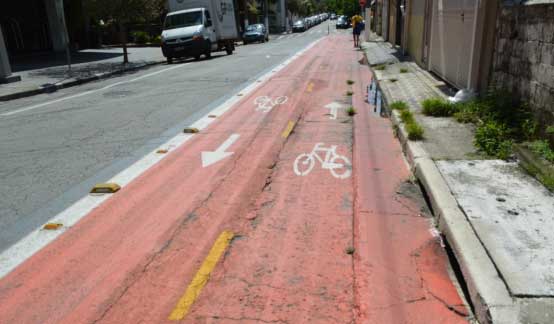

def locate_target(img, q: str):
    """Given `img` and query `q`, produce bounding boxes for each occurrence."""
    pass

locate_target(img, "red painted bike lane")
[0,35,470,324]
[173,36,470,323]
[0,40,328,324]
[183,37,356,323]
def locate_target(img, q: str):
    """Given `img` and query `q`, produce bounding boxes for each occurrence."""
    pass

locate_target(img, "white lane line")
[0,38,323,279]
[277,35,285,40]
[1,63,191,117]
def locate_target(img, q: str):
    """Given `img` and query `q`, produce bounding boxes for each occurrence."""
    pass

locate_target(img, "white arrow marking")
[201,134,240,167]
[325,102,344,120]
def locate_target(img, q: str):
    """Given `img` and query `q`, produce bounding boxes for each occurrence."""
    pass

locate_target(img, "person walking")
[351,14,363,47]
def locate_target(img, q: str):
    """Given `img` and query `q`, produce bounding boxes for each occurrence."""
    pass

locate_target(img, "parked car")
[336,16,350,29]
[242,24,269,44]
[292,20,307,32]
[330,13,337,20]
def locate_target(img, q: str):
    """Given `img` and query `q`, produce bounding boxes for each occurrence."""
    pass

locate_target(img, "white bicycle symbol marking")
[254,96,288,113]
[293,143,352,179]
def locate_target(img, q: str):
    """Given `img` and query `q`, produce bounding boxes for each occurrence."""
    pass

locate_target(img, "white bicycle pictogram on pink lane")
[293,143,352,179]
[254,96,288,113]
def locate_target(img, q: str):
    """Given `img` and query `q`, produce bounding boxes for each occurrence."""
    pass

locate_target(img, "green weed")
[400,109,415,124]
[529,140,554,163]
[406,122,425,140]
[390,101,409,111]
[474,120,513,159]
[421,98,458,117]
[347,106,357,116]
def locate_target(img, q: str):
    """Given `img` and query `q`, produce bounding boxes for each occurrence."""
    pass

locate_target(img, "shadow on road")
[10,51,125,73]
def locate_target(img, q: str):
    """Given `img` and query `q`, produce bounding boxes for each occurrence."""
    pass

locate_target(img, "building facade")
[0,0,72,83]
[371,0,554,138]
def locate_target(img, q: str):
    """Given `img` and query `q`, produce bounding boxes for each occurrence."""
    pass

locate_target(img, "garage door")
[429,0,476,89]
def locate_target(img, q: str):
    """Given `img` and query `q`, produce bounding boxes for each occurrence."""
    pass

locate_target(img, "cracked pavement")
[0,29,472,324]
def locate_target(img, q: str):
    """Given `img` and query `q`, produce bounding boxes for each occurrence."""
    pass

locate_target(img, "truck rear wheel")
[205,41,212,59]
[167,57,173,64]
[226,43,233,55]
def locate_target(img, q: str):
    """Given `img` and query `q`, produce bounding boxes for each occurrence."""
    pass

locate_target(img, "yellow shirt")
[352,15,363,28]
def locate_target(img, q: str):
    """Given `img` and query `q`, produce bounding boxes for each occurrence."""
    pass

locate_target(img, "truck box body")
[168,0,238,40]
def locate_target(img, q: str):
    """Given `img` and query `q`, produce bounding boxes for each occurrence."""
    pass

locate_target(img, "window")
[164,11,203,30]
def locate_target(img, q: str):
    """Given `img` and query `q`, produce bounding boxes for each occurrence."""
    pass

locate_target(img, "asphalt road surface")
[0,23,336,252]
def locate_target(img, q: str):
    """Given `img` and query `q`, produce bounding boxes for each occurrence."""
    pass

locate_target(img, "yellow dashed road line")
[281,121,296,139]
[168,230,235,321]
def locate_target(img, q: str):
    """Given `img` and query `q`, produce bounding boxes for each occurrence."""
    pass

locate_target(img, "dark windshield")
[164,11,203,30]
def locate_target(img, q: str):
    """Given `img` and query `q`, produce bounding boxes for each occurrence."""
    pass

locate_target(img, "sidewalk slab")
[361,41,400,66]
[0,47,165,101]
[438,160,554,297]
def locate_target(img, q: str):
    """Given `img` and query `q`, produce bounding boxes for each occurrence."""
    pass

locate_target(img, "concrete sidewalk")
[362,39,554,324]
[0,47,165,101]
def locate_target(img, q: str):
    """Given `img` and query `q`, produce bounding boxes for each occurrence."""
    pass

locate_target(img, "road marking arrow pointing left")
[201,134,240,168]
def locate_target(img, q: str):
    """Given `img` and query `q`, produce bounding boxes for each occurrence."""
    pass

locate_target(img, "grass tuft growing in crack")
[392,100,425,141]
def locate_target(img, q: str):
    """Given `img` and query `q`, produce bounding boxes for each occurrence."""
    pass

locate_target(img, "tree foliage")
[287,0,359,17]
[84,0,166,25]
[84,0,166,62]
[323,0,360,17]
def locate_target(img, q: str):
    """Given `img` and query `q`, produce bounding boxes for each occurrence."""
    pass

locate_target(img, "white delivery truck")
[162,0,239,63]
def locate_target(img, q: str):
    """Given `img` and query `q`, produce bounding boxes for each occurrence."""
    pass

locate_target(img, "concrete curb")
[384,78,517,324]
[0,60,164,102]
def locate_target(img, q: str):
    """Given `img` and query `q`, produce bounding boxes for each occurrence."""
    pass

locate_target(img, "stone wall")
[492,1,554,131]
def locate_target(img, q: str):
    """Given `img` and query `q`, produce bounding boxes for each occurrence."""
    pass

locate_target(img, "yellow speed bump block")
[156,149,169,154]
[90,183,121,194]
[183,127,199,134]
[43,223,63,230]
